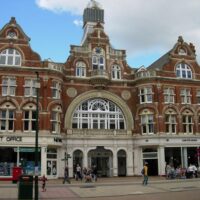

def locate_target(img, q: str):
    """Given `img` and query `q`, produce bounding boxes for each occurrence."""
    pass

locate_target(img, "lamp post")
[35,72,40,200]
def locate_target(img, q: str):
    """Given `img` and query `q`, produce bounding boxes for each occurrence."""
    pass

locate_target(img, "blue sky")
[1,0,200,68]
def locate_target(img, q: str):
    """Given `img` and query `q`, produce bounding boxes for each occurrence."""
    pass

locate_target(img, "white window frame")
[76,61,86,77]
[23,104,36,132]
[0,48,21,66]
[164,88,175,104]
[51,81,61,99]
[165,110,176,134]
[111,65,121,80]
[139,87,153,103]
[176,63,192,79]
[2,77,16,96]
[72,99,126,130]
[51,106,61,134]
[24,79,37,97]
[196,90,200,104]
[140,112,154,135]
[92,47,105,71]
[182,115,193,134]
[180,88,191,104]
[0,103,15,132]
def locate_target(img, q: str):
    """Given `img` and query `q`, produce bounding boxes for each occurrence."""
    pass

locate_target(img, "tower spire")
[81,0,104,45]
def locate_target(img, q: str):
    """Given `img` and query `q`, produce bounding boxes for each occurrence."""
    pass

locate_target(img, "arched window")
[176,63,192,79]
[111,65,121,80]
[92,47,105,70]
[140,109,154,135]
[0,103,15,132]
[72,98,125,130]
[51,106,62,134]
[76,61,86,77]
[0,48,21,66]
[165,109,177,134]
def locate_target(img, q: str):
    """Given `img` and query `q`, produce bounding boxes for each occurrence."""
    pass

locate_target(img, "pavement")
[0,176,200,199]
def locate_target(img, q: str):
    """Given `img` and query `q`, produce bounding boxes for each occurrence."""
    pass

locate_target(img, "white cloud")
[73,20,83,27]
[36,0,200,66]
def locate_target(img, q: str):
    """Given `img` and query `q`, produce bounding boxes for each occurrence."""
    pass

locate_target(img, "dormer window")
[176,63,192,79]
[178,48,187,55]
[111,65,121,80]
[0,48,21,66]
[7,31,17,39]
[76,61,86,77]
[92,47,105,70]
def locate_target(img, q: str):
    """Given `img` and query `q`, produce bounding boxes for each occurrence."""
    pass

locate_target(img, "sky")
[1,0,200,68]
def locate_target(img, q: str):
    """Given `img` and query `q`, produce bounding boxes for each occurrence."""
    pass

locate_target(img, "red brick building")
[0,0,199,179]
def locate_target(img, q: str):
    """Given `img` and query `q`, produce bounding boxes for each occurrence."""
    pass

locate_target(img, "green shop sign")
[14,147,41,152]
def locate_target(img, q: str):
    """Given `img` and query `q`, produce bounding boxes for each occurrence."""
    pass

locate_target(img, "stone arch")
[64,90,133,130]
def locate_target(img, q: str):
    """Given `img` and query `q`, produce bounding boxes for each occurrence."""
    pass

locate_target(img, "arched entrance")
[117,150,127,176]
[88,147,113,177]
[73,150,83,177]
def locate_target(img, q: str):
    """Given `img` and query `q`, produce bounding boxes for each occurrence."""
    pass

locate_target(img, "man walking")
[142,162,148,185]
[63,166,70,184]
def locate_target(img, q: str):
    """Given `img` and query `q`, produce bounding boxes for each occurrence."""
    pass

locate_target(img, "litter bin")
[12,167,22,183]
[18,175,33,200]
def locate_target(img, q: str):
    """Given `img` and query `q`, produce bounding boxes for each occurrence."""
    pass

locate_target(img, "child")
[41,175,47,192]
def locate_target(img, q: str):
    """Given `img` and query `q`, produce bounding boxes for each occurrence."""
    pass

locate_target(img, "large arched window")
[176,63,192,79]
[72,98,125,130]
[0,48,21,66]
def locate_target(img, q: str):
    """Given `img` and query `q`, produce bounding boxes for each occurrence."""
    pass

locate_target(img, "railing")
[91,69,109,78]
[48,62,63,72]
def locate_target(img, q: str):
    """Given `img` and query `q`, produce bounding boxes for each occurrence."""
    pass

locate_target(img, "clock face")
[95,47,101,54]
[7,31,17,38]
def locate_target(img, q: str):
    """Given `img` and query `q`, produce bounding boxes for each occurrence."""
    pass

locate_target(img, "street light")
[35,71,40,200]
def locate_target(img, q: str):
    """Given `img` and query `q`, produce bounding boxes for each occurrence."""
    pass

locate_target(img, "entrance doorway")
[88,147,113,177]
[142,147,158,176]
[73,150,83,177]
[117,150,126,176]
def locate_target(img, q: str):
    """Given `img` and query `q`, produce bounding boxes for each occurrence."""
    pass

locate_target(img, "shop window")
[47,148,57,176]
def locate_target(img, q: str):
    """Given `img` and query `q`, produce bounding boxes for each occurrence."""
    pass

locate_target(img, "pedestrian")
[142,162,148,185]
[41,174,47,192]
[76,164,82,181]
[92,165,97,182]
[63,166,71,184]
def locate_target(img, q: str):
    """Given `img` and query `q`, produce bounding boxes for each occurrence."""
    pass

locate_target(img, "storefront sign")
[14,147,41,152]
[0,136,22,142]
